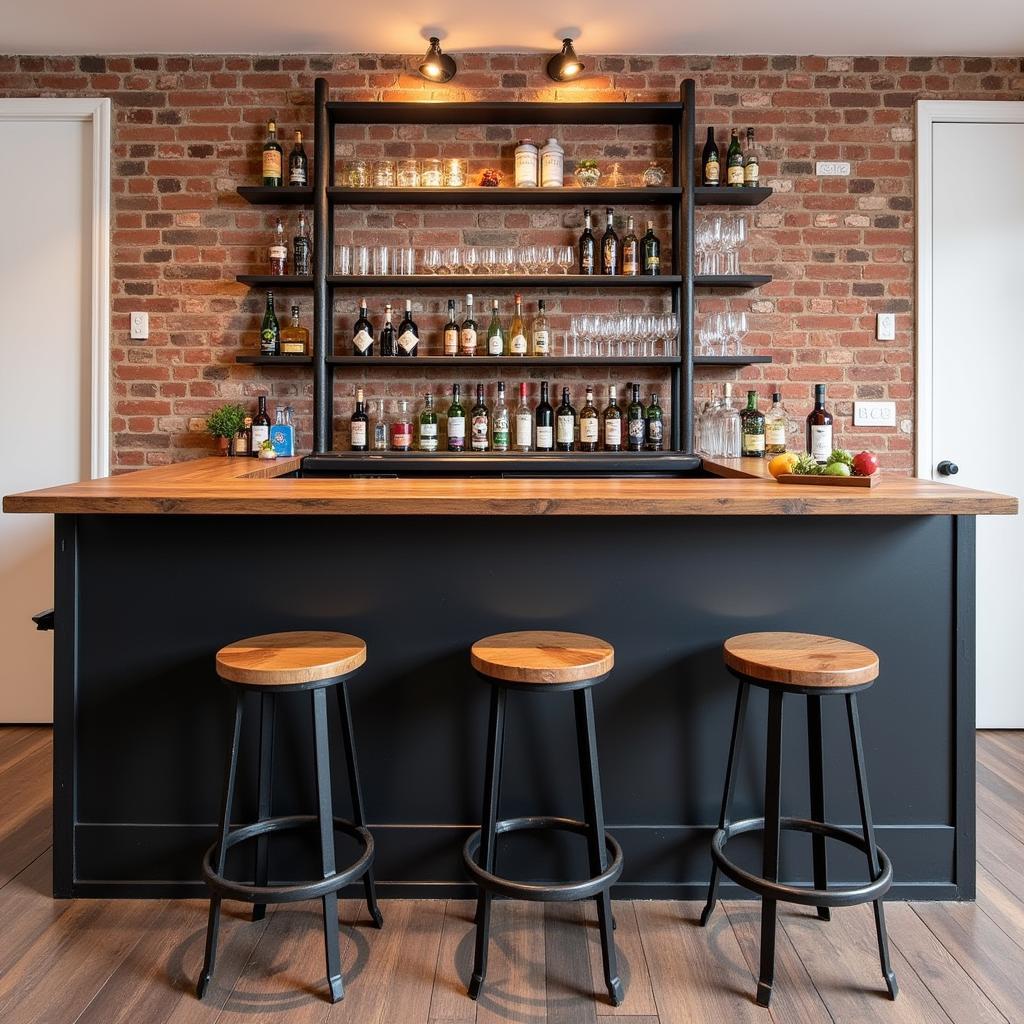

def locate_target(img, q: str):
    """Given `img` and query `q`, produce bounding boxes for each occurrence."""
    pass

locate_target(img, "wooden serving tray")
[777,473,880,488]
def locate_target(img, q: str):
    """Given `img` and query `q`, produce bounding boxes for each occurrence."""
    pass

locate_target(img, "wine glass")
[443,246,460,275]
[423,247,442,275]
[479,247,496,274]
[538,245,557,275]
[556,245,574,275]
[463,246,480,275]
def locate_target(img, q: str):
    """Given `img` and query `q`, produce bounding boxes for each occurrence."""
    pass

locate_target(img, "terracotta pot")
[215,435,230,456]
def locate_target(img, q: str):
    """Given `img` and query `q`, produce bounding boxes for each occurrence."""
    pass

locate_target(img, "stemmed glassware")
[695,214,748,276]
[556,245,574,274]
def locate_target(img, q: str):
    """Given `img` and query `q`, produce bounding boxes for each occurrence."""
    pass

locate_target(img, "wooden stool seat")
[216,631,366,689]
[723,631,879,691]
[470,631,614,685]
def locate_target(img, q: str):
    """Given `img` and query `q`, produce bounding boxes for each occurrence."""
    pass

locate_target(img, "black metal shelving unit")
[234,78,774,460]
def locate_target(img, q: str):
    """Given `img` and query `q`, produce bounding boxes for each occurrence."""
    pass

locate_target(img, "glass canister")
[540,137,564,188]
[345,159,370,188]
[514,139,539,187]
[397,158,420,187]
[642,161,667,187]
[373,159,396,187]
[443,157,466,187]
[421,158,443,187]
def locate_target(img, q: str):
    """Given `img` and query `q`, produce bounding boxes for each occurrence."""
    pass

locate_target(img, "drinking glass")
[516,246,534,277]
[423,247,443,275]
[393,246,416,276]
[496,247,514,275]
[372,246,390,276]
[538,245,557,275]
[345,160,370,188]
[336,245,352,276]
[479,247,497,274]
[556,245,574,275]
[353,244,371,277]
[463,246,480,275]
[442,247,461,275]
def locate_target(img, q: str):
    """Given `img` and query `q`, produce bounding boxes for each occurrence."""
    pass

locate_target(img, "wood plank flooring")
[1,726,1022,1023]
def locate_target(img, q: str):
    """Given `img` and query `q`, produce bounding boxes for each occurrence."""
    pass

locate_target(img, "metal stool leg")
[197,692,244,999]
[337,682,383,929]
[252,692,276,922]
[312,687,344,1004]
[574,687,624,1006]
[847,694,899,1001]
[756,689,784,1008]
[701,680,750,926]
[807,694,830,922]
[469,685,507,1001]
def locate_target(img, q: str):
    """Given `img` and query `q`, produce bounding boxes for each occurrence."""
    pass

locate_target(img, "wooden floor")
[2,727,1024,1023]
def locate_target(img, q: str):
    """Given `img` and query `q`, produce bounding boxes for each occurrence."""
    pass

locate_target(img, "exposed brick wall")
[1,52,1021,471]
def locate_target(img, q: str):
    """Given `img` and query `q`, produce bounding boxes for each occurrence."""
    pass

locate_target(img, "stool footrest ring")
[202,813,374,905]
[711,816,893,908]
[463,815,623,903]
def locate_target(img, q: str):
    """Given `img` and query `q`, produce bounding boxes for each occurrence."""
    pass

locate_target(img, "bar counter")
[3,458,1016,901]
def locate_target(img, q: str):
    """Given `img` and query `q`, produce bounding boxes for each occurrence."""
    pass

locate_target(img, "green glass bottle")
[260,291,280,355]
[446,384,466,452]
[646,393,664,451]
[626,383,646,452]
[740,390,766,457]
[726,128,744,187]
[419,393,438,452]
[486,299,504,356]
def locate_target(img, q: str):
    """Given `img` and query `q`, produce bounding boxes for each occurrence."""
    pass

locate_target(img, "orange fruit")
[768,452,799,479]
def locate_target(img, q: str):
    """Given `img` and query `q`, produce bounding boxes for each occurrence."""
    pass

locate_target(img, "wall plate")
[130,312,149,340]
[853,401,896,428]
[815,161,851,176]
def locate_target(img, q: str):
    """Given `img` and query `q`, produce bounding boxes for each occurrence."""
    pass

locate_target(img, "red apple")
[852,450,880,477]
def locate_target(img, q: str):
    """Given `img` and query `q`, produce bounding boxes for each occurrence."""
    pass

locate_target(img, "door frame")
[915,99,1024,478]
[0,98,111,477]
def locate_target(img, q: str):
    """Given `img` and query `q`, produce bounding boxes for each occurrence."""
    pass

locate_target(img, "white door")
[919,103,1024,727]
[0,100,109,722]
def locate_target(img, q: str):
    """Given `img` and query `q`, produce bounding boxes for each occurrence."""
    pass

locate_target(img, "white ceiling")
[4,0,1024,56]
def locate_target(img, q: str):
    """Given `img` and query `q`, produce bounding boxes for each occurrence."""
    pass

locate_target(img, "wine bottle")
[603,385,622,451]
[471,384,490,452]
[622,216,640,276]
[260,291,280,355]
[743,127,759,188]
[514,382,532,452]
[379,303,395,357]
[351,387,369,451]
[486,299,504,356]
[531,300,550,356]
[447,384,466,452]
[371,400,388,451]
[492,381,510,452]
[269,217,287,275]
[726,128,744,187]
[642,222,662,276]
[509,294,528,356]
[579,386,599,452]
[646,393,664,451]
[262,119,282,187]
[765,392,788,454]
[397,299,419,357]
[601,207,619,275]
[556,387,576,452]
[443,299,459,356]
[702,126,719,187]
[251,395,271,455]
[626,384,646,452]
[579,208,596,275]
[390,399,412,452]
[740,390,766,457]
[460,294,478,356]
[352,299,374,356]
[535,382,554,452]
[419,393,438,452]
[288,130,308,186]
[806,383,833,463]
[292,212,311,276]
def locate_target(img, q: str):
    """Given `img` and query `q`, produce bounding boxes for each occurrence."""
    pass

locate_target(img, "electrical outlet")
[815,161,851,176]
[853,401,896,428]
[876,312,896,341]
[130,312,149,340]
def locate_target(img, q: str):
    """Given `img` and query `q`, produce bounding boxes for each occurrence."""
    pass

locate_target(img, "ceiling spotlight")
[547,38,585,82]
[418,37,457,83]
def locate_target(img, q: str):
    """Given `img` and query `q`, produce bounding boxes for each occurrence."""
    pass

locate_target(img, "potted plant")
[257,439,278,461]
[574,159,601,187]
[206,403,246,455]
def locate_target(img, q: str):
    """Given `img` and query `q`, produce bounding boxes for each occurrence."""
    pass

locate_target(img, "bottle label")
[398,330,418,354]
[744,162,759,184]
[536,425,553,449]
[514,148,538,187]
[418,422,438,451]
[728,164,744,186]
[624,253,638,275]
[289,165,306,186]
[263,151,282,179]
[766,422,786,447]
[645,254,661,271]
[743,433,766,454]
[444,328,459,356]
[487,331,503,355]
[260,328,278,353]
[391,423,412,449]
[604,420,621,446]
[351,422,367,447]
[704,159,719,183]
[533,330,550,354]
[648,419,663,442]
[628,419,645,442]
[581,252,594,272]
[460,328,477,355]
[810,424,833,462]
[515,412,532,447]
[353,329,372,353]
[493,412,509,449]
[471,414,489,449]
[269,243,287,262]
[541,151,563,187]
[233,435,248,454]
[581,418,599,443]
[557,414,574,444]
[251,425,270,449]
[510,334,528,355]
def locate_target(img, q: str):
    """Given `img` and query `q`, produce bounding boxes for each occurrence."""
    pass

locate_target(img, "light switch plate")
[130,312,149,340]
[815,161,851,176]
[876,312,896,341]
[853,401,896,428]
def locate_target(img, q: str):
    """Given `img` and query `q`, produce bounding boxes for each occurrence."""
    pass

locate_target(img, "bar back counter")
[3,457,1016,900]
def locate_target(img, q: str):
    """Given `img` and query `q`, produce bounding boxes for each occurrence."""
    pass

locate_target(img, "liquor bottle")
[531,300,550,356]
[603,385,622,451]
[419,393,438,452]
[260,291,280,355]
[535,382,554,452]
[350,388,369,451]
[279,304,308,354]
[486,299,504,356]
[514,382,532,452]
[292,212,312,276]
[460,294,478,356]
[492,381,510,452]
[626,384,646,452]
[379,303,395,357]
[579,208,596,275]
[509,294,528,356]
[352,299,374,356]
[721,383,742,458]
[579,386,599,452]
[646,393,664,450]
[743,127,759,188]
[726,128,744,187]
[556,387,576,452]
[765,391,789,454]
[642,222,662,276]
[397,299,419,357]
[447,384,466,452]
[288,130,308,186]
[371,400,388,451]
[702,126,720,187]
[471,384,490,452]
[601,207,619,275]
[806,383,834,463]
[390,399,412,452]
[232,416,252,456]
[251,395,271,455]
[262,119,282,186]
[622,216,640,276]
[443,299,459,356]
[269,218,287,275]
[740,390,766,457]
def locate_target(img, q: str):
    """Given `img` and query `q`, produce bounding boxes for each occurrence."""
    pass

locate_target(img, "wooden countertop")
[3,455,1016,516]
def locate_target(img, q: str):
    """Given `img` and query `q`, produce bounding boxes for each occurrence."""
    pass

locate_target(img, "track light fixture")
[418,37,457,83]
[547,38,585,82]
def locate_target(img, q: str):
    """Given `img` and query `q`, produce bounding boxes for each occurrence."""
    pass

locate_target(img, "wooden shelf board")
[327,356,679,367]
[693,355,773,366]
[236,354,313,365]
[694,186,773,206]
[694,274,773,288]
[236,275,314,288]
[326,274,682,289]
[328,186,680,206]
[236,186,313,205]
[327,101,681,126]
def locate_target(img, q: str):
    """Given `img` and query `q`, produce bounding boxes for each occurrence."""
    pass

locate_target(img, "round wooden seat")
[216,631,366,689]
[470,631,614,686]
[723,632,879,691]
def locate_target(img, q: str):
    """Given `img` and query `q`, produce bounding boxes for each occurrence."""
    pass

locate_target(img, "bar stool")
[464,631,624,1006]
[700,631,898,1007]
[197,631,383,1004]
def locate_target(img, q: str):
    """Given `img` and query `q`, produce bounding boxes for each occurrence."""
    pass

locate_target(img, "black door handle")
[937,460,958,477]
[32,608,54,631]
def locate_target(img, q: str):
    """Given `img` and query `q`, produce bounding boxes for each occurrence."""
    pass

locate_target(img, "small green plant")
[206,403,246,440]
[576,158,599,170]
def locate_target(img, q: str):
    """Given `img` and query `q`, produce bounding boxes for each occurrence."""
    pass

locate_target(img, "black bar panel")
[326,101,681,126]
[312,77,330,452]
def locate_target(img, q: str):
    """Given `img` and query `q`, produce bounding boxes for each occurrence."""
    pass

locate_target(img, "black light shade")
[418,37,457,83]
[547,38,585,82]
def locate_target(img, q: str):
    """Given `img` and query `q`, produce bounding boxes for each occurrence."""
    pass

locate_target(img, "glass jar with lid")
[642,161,667,187]
[397,158,420,187]
[421,158,443,187]
[373,159,396,187]
[443,157,466,187]
[514,140,539,187]
[345,159,370,188]
[539,138,564,188]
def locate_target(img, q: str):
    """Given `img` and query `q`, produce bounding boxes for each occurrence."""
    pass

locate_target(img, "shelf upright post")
[312,77,331,452]
[679,79,696,452]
